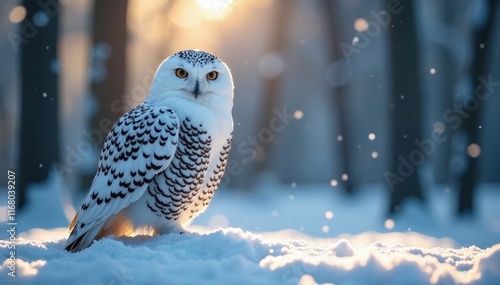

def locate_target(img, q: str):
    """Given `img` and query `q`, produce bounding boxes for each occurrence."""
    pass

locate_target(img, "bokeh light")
[433,121,445,134]
[208,214,230,229]
[294,110,304,120]
[384,219,395,230]
[354,18,369,32]
[341,173,349,181]
[9,5,26,23]
[258,51,285,79]
[467,143,481,158]
[325,211,334,219]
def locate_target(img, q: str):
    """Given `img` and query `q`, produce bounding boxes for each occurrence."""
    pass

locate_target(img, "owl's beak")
[192,80,200,99]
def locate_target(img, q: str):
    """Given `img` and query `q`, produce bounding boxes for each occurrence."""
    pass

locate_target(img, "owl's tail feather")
[65,232,86,252]
[68,211,79,232]
[65,212,134,252]
[65,220,105,253]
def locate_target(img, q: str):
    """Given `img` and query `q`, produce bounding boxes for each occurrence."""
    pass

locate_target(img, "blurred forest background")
[1,0,499,216]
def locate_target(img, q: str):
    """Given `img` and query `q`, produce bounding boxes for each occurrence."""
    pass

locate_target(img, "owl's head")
[148,50,234,110]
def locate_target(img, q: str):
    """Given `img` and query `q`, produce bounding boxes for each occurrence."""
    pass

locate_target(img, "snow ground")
[1,229,500,285]
[1,175,500,284]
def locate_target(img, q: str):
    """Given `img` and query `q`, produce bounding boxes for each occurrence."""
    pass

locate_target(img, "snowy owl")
[65,50,234,252]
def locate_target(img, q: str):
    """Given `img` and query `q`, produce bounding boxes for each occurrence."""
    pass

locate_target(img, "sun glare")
[195,0,238,20]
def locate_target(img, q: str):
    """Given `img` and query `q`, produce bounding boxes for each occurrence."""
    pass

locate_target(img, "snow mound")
[1,228,499,285]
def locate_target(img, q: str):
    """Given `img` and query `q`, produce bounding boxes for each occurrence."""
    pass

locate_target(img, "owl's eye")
[175,68,188,78]
[206,71,218,81]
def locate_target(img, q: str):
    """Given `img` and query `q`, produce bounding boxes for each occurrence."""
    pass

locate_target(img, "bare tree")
[457,0,498,215]
[90,0,128,128]
[242,0,292,187]
[386,0,425,213]
[82,0,128,187]
[18,0,60,209]
[429,1,464,184]
[321,0,354,194]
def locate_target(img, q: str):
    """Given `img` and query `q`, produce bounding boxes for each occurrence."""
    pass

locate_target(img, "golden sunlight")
[195,0,239,20]
[169,0,203,28]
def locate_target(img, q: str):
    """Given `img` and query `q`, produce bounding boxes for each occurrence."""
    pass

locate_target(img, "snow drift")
[1,228,499,285]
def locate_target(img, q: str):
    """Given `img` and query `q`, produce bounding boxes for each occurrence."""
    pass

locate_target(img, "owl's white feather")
[66,50,234,252]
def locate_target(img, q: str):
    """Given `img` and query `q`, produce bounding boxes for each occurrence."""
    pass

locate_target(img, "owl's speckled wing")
[65,103,179,252]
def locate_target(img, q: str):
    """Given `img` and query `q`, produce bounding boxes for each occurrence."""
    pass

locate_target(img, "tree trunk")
[18,0,60,209]
[386,0,425,213]
[321,0,354,194]
[82,0,128,187]
[90,0,128,128]
[457,0,498,215]
[241,0,291,187]
[431,0,462,184]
